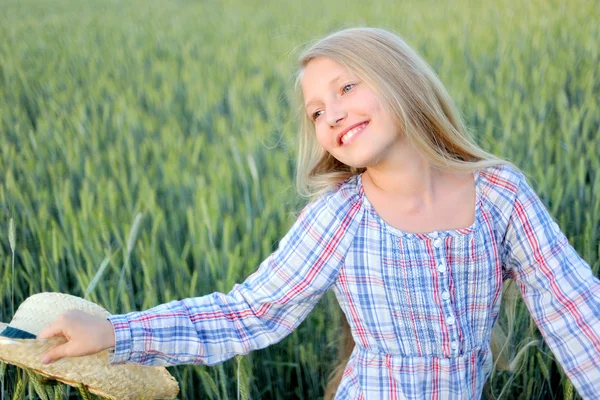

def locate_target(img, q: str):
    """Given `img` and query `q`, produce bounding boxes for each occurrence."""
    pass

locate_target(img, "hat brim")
[0,334,179,399]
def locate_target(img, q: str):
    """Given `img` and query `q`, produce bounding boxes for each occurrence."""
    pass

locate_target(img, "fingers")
[38,319,65,340]
[38,314,70,364]
[39,316,69,364]
[41,342,71,364]
[38,311,112,364]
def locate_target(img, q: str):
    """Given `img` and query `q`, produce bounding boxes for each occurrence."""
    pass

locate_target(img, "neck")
[364,147,438,206]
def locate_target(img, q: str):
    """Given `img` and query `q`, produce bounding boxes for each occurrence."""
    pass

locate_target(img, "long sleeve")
[107,193,361,367]
[502,173,600,399]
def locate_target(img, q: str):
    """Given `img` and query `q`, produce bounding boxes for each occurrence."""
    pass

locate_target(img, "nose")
[325,102,347,127]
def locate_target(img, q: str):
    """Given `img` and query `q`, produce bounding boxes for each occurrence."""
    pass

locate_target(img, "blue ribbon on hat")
[0,326,36,339]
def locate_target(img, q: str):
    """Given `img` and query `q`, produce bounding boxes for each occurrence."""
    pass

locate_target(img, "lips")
[337,121,369,146]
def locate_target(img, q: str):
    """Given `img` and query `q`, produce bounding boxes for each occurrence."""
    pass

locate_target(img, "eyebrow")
[304,74,346,110]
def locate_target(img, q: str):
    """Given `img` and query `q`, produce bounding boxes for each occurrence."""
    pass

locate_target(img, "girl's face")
[302,57,401,169]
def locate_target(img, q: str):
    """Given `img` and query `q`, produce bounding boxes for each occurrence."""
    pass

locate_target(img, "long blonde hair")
[292,27,528,398]
[295,27,506,200]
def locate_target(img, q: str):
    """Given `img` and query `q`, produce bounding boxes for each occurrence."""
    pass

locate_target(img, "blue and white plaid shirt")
[108,164,600,399]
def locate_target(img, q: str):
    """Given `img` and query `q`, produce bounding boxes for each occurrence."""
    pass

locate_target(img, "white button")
[437,263,447,273]
[446,316,455,325]
[430,231,439,238]
[433,238,443,248]
[451,341,458,350]
[441,291,450,301]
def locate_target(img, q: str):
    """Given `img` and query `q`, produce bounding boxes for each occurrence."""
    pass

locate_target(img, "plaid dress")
[109,163,600,399]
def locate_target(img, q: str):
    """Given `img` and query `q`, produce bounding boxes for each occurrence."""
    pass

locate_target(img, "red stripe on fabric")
[431,356,439,400]
[385,354,398,400]
[133,312,188,323]
[342,275,385,286]
[480,209,502,306]
[545,284,600,322]
[429,238,445,356]
[399,238,422,355]
[276,201,361,306]
[470,233,479,343]
[338,269,369,348]
[483,169,518,193]
[443,239,455,357]
[471,351,477,394]
[515,200,600,355]
[330,202,371,348]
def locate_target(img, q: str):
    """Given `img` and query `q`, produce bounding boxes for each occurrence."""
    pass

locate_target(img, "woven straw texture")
[0,293,179,400]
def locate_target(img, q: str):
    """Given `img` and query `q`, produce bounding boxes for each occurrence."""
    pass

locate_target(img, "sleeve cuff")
[107,314,134,365]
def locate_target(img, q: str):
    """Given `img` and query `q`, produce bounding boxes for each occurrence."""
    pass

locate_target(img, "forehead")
[301,57,354,95]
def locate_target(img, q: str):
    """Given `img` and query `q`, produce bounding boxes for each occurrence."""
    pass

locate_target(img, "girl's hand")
[38,310,116,364]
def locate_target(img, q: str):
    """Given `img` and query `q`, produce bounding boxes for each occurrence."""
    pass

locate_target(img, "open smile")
[339,121,369,146]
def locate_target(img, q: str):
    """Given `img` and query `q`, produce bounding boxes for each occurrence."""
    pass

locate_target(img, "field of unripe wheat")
[1,0,598,398]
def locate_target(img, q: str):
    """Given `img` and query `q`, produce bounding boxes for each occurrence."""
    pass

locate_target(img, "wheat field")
[0,0,599,398]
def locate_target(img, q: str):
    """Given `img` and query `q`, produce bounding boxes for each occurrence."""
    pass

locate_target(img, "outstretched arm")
[502,173,600,399]
[40,194,361,367]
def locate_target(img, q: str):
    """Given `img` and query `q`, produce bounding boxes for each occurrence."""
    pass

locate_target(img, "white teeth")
[341,123,367,144]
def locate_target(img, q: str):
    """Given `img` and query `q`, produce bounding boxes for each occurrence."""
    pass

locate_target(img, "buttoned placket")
[431,231,460,356]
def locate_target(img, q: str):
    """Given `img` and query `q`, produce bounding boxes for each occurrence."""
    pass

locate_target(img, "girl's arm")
[107,194,361,367]
[502,173,600,398]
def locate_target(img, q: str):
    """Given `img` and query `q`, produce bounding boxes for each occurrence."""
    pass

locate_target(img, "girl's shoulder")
[476,162,529,218]
[477,162,523,195]
[292,177,365,244]
[308,175,364,222]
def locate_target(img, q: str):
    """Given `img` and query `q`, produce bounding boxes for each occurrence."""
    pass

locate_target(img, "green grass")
[1,0,599,398]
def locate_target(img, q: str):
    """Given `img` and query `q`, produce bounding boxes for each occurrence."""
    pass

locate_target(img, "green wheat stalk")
[76,384,92,400]
[563,378,574,400]
[235,355,249,400]
[1,360,6,400]
[9,218,16,316]
[115,213,143,309]
[10,378,23,400]
[25,369,48,400]
[85,257,111,300]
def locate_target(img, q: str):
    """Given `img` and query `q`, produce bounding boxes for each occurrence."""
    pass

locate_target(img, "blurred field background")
[1,0,599,398]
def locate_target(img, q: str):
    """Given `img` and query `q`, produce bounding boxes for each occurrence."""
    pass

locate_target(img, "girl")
[38,28,600,399]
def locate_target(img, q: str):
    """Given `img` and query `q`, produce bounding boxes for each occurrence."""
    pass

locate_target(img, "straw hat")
[0,293,179,399]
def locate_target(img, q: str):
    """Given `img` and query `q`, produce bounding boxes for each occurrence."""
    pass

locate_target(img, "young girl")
[38,28,600,399]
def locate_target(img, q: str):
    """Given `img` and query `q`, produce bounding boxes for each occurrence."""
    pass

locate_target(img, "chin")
[332,145,387,170]
[336,157,373,170]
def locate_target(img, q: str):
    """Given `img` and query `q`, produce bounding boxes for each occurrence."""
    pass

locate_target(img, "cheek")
[315,126,334,150]
[368,96,383,115]
[370,98,397,130]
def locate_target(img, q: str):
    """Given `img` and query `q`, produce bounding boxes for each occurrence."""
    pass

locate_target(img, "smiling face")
[301,57,402,169]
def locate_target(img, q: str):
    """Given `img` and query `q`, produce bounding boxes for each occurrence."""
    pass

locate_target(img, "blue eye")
[342,83,356,94]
